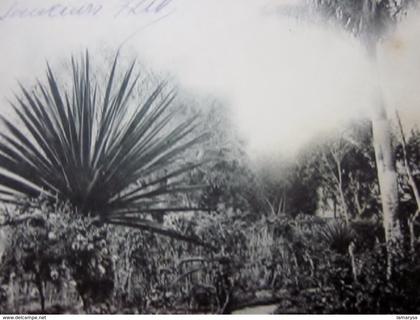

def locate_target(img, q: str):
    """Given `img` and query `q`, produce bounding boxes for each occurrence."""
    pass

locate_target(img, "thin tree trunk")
[333,198,337,219]
[7,273,16,312]
[338,177,350,224]
[348,242,358,282]
[35,273,46,313]
[354,192,363,216]
[366,41,401,279]
[351,175,366,216]
[332,152,350,224]
[408,211,419,253]
[396,112,420,252]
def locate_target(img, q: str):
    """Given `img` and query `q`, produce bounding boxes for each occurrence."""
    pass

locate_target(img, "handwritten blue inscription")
[0,0,174,21]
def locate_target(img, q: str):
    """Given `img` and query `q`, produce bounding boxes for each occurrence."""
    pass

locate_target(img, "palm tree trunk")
[371,98,401,244]
[366,41,401,278]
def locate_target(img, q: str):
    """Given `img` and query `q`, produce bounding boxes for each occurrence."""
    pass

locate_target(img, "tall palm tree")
[311,0,417,277]
[0,52,211,246]
[315,0,415,232]
[273,0,417,276]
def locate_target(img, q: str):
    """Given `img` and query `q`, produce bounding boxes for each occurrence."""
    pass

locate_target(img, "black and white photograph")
[1,0,420,316]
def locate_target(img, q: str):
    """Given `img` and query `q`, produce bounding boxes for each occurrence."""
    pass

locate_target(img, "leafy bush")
[2,195,420,314]
[284,236,420,314]
[0,198,114,313]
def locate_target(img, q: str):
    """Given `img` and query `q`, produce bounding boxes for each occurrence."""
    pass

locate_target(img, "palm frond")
[318,220,355,254]
[313,0,417,39]
[0,51,211,246]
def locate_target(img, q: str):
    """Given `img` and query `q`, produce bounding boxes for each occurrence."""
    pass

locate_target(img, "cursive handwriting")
[114,0,173,17]
[0,0,175,21]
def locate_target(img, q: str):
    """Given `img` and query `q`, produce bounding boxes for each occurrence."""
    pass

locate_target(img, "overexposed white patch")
[0,0,419,159]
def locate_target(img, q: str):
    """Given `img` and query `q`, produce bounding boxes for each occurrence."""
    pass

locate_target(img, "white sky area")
[1,0,420,159]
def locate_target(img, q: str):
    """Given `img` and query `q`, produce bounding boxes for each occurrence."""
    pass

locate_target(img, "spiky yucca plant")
[318,221,355,254]
[0,53,209,245]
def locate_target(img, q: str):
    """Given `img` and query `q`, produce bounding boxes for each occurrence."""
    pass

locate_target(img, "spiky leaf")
[0,52,211,246]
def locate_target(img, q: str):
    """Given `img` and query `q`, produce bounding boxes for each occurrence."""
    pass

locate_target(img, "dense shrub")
[1,195,420,314]
[0,198,114,313]
[289,236,420,314]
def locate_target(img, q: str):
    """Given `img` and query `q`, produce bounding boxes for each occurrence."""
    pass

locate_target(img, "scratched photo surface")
[1,0,420,315]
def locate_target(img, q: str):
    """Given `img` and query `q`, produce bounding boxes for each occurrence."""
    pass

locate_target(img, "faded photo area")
[1,0,420,315]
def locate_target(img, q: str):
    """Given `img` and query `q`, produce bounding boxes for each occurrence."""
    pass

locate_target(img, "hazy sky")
[1,0,420,158]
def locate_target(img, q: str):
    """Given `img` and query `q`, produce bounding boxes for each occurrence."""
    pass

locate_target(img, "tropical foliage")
[1,43,420,313]
[1,115,420,313]
[0,53,209,243]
